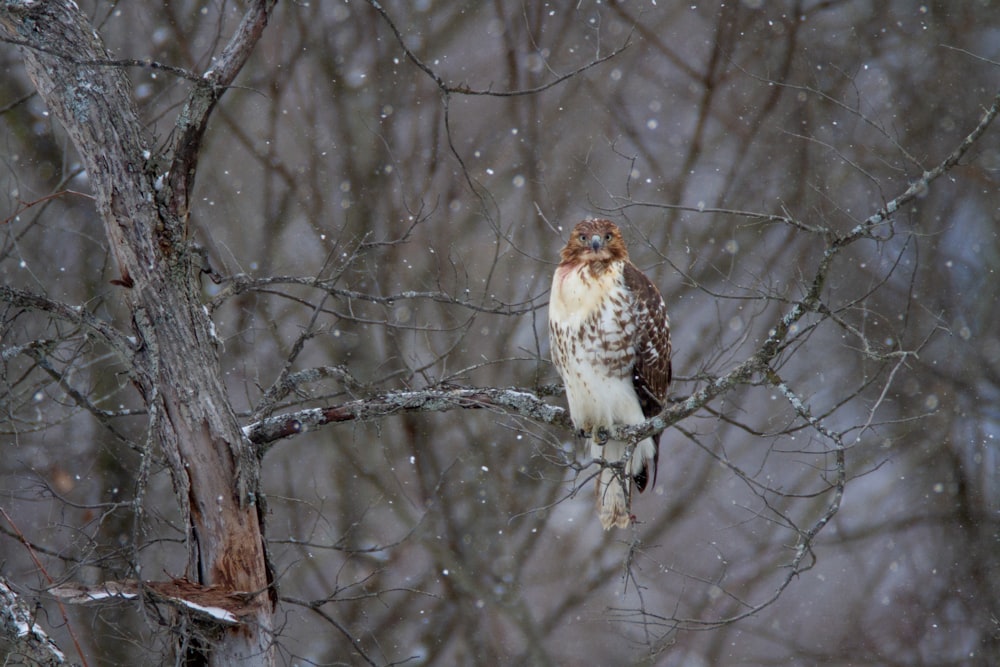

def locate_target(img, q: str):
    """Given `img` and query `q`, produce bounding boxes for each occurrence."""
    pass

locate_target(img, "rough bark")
[0,1,276,663]
[0,578,65,666]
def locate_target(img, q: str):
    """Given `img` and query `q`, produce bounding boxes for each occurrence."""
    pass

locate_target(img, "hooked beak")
[590,234,604,252]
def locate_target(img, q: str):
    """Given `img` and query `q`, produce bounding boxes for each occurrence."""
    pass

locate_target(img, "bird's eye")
[605,233,612,241]
[579,234,587,243]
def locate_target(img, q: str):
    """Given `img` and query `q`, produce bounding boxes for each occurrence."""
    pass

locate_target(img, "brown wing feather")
[623,261,672,491]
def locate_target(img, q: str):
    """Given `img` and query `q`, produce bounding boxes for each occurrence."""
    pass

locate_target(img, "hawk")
[548,219,672,529]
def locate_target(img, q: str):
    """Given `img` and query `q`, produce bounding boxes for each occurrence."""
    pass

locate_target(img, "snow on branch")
[49,578,256,627]
[245,385,573,449]
[0,577,65,666]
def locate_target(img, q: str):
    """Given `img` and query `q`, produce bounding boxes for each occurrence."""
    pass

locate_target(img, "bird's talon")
[594,426,610,445]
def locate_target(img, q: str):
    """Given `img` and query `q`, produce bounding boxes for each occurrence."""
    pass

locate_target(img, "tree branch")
[607,89,1000,446]
[210,273,547,316]
[0,285,134,361]
[245,386,572,449]
[0,577,65,666]
[165,0,277,218]
[366,0,631,97]
[0,33,201,82]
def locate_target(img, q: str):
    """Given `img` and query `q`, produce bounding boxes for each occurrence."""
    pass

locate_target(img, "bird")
[548,219,672,529]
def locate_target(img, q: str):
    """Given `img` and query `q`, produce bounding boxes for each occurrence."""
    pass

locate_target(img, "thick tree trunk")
[0,2,275,663]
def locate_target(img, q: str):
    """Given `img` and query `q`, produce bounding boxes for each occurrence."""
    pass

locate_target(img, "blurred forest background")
[2,0,999,665]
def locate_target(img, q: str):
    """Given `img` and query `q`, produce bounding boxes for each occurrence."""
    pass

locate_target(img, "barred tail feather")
[593,439,630,530]
[593,436,658,530]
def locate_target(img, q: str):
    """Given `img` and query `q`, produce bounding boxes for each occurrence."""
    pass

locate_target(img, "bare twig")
[210,273,547,316]
[0,576,66,666]
[366,0,632,98]
[606,89,1000,447]
[0,286,135,361]
[1,508,88,666]
[1,189,94,226]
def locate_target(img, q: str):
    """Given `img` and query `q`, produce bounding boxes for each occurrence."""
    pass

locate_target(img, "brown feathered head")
[559,219,630,266]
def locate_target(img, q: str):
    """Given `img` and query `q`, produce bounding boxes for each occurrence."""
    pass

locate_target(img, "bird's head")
[560,219,629,267]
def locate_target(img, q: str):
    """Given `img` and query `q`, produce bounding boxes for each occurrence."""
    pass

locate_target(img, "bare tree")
[0,1,278,663]
[2,1,999,665]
